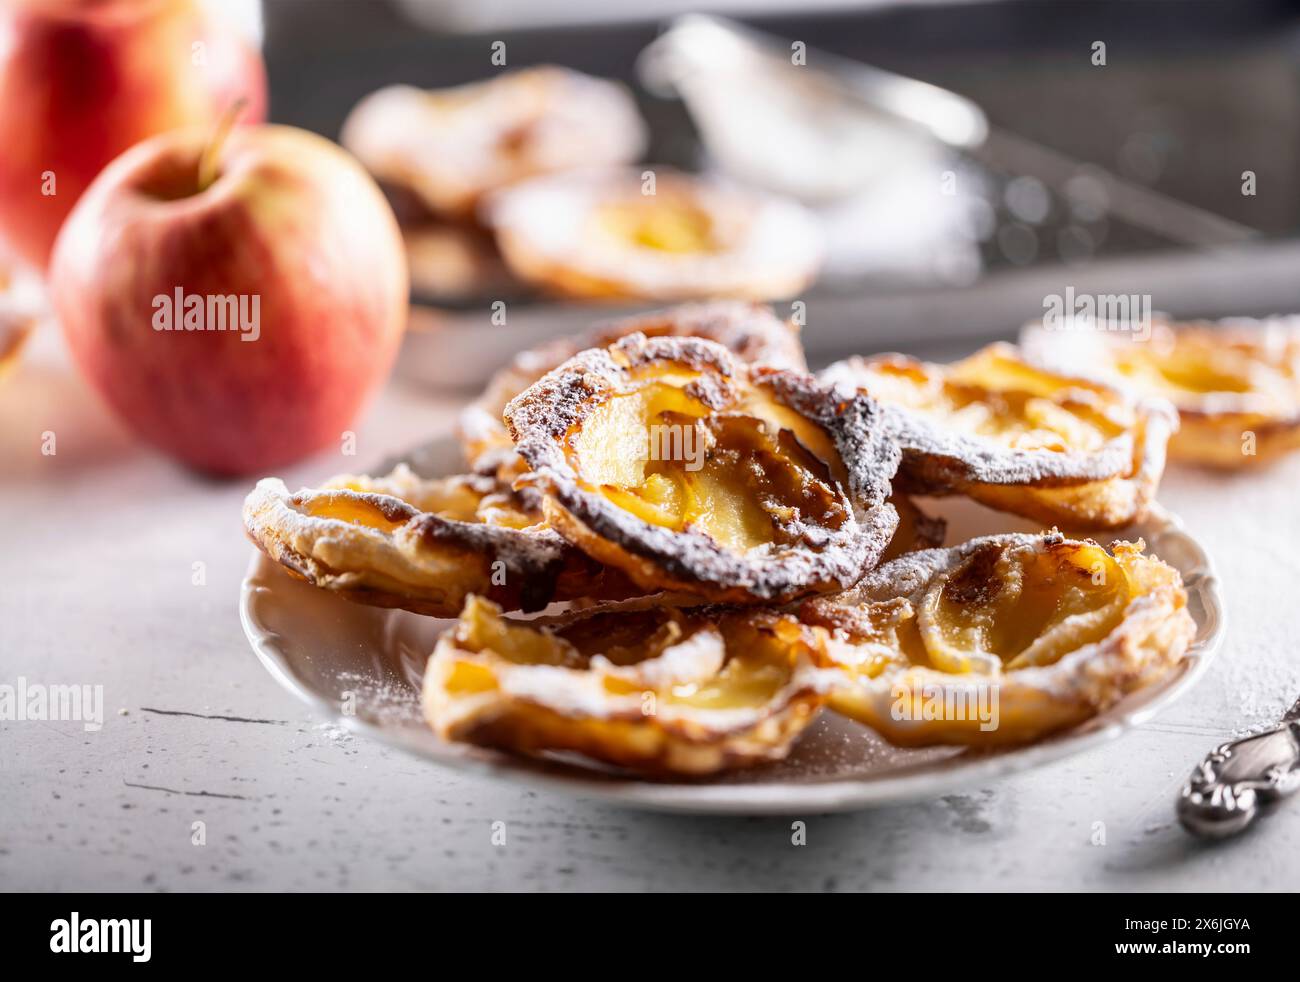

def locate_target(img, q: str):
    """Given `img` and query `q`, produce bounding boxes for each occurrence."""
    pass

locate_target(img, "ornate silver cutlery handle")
[1178,699,1300,838]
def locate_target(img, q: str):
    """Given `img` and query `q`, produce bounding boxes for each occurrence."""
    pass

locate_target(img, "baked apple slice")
[823,343,1176,529]
[1022,316,1300,468]
[799,531,1196,746]
[243,465,630,617]
[459,300,807,483]
[422,595,828,776]
[506,333,902,604]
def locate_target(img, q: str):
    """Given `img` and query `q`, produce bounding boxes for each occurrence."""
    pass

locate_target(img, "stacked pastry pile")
[244,303,1300,776]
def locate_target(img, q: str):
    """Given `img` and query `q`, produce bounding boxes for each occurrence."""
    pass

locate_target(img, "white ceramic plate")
[240,436,1225,814]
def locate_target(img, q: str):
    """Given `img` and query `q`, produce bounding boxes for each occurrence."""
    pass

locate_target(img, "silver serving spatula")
[1178,696,1300,837]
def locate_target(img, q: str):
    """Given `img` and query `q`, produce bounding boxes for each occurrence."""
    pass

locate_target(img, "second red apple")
[0,0,267,269]
[50,124,409,475]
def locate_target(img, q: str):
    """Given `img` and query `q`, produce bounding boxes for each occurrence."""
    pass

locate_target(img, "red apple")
[50,123,410,475]
[0,0,266,269]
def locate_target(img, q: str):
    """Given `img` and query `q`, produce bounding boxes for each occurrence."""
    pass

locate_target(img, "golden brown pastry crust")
[484,167,822,302]
[422,595,828,776]
[505,333,901,604]
[966,407,1174,529]
[1022,317,1300,468]
[799,531,1195,746]
[458,301,807,482]
[823,343,1176,529]
[340,67,646,218]
[243,467,631,617]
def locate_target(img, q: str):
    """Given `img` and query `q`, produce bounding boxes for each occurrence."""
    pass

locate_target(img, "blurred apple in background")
[0,0,267,270]
[50,122,409,475]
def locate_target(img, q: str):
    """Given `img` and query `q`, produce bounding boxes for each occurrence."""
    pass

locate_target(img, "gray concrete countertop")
[2,327,1298,892]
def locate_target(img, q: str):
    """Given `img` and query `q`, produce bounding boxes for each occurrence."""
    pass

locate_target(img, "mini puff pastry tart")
[799,531,1196,746]
[458,301,807,484]
[1021,317,1300,468]
[243,465,630,617]
[822,343,1176,529]
[505,333,902,604]
[422,595,828,776]
[340,66,647,218]
[484,168,823,302]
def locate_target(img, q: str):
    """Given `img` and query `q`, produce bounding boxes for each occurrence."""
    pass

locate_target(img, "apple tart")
[422,595,828,775]
[822,343,1176,529]
[1022,317,1300,468]
[799,531,1196,746]
[340,66,647,219]
[485,168,823,302]
[243,465,630,617]
[459,301,807,484]
[505,333,902,604]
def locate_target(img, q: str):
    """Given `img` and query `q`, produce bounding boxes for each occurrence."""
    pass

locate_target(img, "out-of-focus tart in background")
[1021,316,1300,469]
[342,66,648,303]
[484,167,823,302]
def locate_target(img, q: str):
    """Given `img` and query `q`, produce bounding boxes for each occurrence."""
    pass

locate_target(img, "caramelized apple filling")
[322,466,538,530]
[507,333,900,602]
[1117,346,1253,398]
[564,379,849,554]
[799,533,1195,746]
[486,168,823,302]
[422,595,827,774]
[1020,318,1300,467]
[916,538,1125,673]
[1108,329,1290,409]
[594,200,719,254]
[442,596,796,712]
[304,495,409,533]
[458,302,807,488]
[824,343,1174,528]
[807,539,1126,680]
[847,345,1130,455]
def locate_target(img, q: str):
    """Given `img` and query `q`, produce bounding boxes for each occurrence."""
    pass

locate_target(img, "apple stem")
[197,98,248,193]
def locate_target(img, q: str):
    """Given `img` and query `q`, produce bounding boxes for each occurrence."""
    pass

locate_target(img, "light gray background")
[2,326,1298,892]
